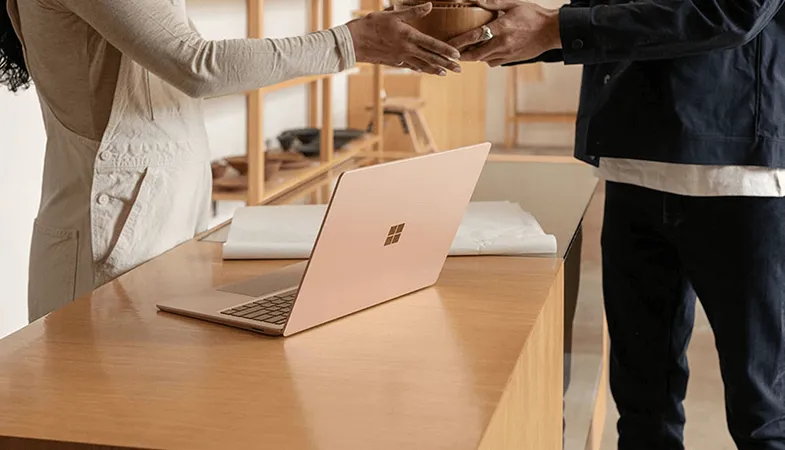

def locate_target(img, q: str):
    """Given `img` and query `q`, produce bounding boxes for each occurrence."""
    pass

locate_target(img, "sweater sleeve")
[57,0,356,98]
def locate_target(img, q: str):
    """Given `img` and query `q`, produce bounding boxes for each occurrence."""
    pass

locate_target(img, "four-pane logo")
[384,223,405,246]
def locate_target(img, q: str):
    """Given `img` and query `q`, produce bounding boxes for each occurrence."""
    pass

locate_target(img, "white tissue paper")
[222,201,557,260]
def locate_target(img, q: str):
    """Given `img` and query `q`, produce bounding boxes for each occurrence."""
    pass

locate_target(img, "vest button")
[97,194,110,205]
[572,39,584,50]
[99,152,112,161]
[603,74,611,84]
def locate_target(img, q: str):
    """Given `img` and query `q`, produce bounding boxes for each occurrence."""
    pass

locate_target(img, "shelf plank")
[212,135,380,204]
[511,113,576,123]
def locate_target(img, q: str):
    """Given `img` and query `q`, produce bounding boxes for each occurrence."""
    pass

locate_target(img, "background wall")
[0,87,46,338]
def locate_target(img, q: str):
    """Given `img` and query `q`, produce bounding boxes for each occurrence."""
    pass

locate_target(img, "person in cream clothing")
[449,0,785,448]
[0,0,463,323]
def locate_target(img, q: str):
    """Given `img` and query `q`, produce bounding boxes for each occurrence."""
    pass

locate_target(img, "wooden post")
[309,0,320,128]
[320,0,335,163]
[247,0,265,204]
[505,66,517,149]
[372,0,384,155]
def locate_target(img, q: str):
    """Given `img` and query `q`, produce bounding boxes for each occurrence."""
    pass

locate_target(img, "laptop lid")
[283,143,492,336]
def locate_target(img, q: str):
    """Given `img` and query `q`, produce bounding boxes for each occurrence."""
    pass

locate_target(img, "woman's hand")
[346,3,462,76]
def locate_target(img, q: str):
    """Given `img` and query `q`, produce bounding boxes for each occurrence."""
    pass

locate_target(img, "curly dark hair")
[1,5,30,92]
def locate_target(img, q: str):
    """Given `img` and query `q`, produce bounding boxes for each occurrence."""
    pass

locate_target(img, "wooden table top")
[0,160,598,450]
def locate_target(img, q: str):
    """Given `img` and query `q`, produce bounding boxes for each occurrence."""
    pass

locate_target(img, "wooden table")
[0,161,598,450]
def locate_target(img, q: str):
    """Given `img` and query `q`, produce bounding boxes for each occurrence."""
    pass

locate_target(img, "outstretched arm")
[59,0,461,98]
[451,0,784,66]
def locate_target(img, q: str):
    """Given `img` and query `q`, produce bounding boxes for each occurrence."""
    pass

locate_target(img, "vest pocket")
[101,168,156,281]
[28,220,79,322]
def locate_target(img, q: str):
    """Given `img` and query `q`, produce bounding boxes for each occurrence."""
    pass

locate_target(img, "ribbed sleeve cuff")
[330,25,357,71]
[558,6,598,65]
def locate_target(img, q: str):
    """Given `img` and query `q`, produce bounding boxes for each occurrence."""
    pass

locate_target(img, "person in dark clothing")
[450,0,785,448]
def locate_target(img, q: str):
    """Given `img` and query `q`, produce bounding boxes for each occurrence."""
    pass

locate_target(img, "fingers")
[409,46,461,73]
[447,28,488,52]
[400,57,445,76]
[394,2,433,20]
[446,20,501,52]
[460,40,503,62]
[408,30,461,60]
[400,24,461,68]
[485,57,510,67]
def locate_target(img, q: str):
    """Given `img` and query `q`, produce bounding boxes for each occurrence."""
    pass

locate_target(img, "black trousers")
[602,181,785,450]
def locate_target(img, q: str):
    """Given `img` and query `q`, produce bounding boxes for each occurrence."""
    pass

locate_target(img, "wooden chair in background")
[366,97,439,154]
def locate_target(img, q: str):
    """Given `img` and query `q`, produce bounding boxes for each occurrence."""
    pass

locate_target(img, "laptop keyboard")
[220,290,298,325]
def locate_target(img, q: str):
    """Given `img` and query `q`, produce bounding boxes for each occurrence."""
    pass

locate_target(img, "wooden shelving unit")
[213,0,385,205]
[505,64,576,149]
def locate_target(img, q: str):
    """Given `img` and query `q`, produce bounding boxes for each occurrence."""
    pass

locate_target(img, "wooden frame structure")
[504,64,576,149]
[213,0,385,205]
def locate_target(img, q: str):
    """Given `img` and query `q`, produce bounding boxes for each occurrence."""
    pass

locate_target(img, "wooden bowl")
[213,175,247,191]
[265,160,283,180]
[211,161,228,180]
[223,153,298,176]
[266,150,307,162]
[224,156,248,175]
[394,1,496,42]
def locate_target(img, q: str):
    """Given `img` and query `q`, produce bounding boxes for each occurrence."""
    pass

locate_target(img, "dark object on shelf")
[277,128,365,156]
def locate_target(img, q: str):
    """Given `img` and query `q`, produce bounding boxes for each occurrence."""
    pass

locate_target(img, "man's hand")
[447,0,561,67]
[347,3,462,75]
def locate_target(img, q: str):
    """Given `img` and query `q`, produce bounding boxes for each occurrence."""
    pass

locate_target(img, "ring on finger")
[480,25,494,42]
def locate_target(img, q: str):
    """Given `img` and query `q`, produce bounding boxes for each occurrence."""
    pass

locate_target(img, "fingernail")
[439,69,447,76]
[454,66,462,73]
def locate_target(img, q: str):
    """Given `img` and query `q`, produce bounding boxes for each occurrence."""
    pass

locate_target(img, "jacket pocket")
[28,220,79,322]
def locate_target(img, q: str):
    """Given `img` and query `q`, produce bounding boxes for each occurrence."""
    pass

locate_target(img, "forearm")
[559,0,784,64]
[59,0,355,98]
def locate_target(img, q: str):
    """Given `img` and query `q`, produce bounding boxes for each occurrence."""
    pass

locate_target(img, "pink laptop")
[156,143,491,336]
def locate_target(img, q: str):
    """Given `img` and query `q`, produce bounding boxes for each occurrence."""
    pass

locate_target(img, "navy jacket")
[505,0,785,168]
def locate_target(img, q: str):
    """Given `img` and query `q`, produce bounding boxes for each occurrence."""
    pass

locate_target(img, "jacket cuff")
[330,25,357,71]
[558,6,597,65]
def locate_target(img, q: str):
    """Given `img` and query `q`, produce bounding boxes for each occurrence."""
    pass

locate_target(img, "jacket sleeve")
[57,0,356,98]
[559,0,785,64]
[502,49,564,66]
